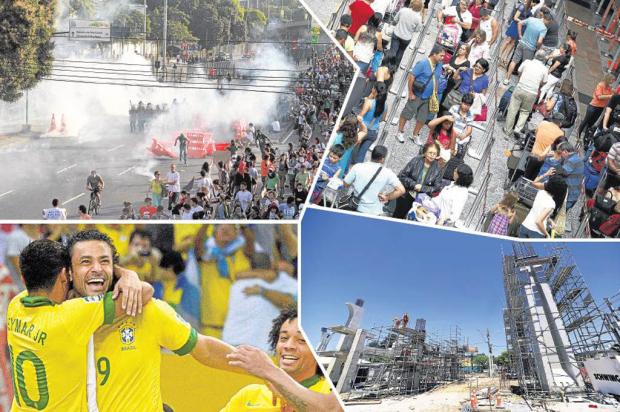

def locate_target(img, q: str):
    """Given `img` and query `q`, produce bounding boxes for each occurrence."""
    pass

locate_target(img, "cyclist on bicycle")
[86,170,105,206]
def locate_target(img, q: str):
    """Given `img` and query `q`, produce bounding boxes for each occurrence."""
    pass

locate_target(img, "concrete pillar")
[336,329,367,394]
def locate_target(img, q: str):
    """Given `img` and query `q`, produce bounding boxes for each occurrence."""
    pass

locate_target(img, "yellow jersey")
[7,290,115,412]
[220,375,331,411]
[92,299,197,412]
[94,225,133,257]
[199,248,251,338]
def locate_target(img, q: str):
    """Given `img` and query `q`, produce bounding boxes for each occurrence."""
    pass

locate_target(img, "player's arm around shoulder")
[227,345,343,411]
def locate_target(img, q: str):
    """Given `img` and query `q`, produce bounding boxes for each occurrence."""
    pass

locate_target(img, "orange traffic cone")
[471,393,478,410]
[48,113,56,132]
[59,114,66,134]
[496,394,503,408]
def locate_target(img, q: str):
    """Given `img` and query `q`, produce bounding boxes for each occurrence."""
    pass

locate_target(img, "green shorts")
[400,97,430,122]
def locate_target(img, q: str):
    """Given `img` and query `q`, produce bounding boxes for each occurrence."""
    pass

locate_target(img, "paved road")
[0,112,299,219]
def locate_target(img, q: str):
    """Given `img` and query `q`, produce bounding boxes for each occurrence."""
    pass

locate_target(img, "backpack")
[593,131,620,153]
[551,94,577,129]
[583,162,601,192]
[560,96,577,129]
[497,87,514,118]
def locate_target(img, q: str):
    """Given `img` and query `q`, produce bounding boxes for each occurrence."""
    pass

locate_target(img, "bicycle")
[88,187,101,216]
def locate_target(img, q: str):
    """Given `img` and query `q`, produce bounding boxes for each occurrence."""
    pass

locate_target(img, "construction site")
[316,245,620,411]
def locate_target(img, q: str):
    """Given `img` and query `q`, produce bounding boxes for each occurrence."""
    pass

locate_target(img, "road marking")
[107,144,125,152]
[62,193,85,205]
[282,130,295,143]
[56,163,77,174]
[0,190,14,198]
[118,166,136,176]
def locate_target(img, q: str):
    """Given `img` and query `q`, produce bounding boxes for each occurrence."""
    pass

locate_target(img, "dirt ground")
[343,375,619,412]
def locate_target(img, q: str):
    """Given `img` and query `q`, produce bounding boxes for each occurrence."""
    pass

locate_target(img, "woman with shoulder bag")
[393,142,443,218]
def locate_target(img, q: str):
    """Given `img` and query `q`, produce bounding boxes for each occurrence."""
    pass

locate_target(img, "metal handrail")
[377,0,439,146]
[328,0,353,31]
[464,171,492,227]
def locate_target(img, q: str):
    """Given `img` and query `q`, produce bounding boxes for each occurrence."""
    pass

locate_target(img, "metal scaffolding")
[319,316,470,398]
[503,244,617,400]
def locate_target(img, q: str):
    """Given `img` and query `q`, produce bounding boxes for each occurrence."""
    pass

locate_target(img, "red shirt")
[139,205,157,219]
[349,0,374,36]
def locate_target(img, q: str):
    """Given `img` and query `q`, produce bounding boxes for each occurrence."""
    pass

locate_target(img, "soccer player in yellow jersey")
[223,307,343,411]
[67,230,249,411]
[194,225,252,338]
[6,239,151,412]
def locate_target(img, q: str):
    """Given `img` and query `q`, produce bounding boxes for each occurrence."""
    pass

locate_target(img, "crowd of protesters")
[112,47,352,221]
[291,46,355,144]
[317,0,619,238]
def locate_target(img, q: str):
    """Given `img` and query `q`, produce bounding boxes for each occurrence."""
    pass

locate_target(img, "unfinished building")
[503,244,619,400]
[316,299,472,398]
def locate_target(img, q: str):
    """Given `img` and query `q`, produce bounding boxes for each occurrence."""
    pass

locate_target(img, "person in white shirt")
[388,0,423,67]
[503,50,548,135]
[432,163,473,225]
[42,198,67,220]
[478,8,498,47]
[438,0,473,40]
[371,0,393,16]
[166,163,181,210]
[180,204,193,220]
[468,30,490,66]
[343,145,405,215]
[4,225,38,288]
[198,169,214,197]
[189,197,204,216]
[519,175,567,238]
[235,182,253,213]
[223,253,297,352]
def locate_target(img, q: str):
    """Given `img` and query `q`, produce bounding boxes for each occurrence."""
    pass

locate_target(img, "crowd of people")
[128,100,176,133]
[39,46,353,221]
[1,224,298,345]
[317,0,619,238]
[291,46,355,144]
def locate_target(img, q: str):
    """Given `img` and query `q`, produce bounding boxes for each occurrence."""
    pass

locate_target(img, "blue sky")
[301,208,620,355]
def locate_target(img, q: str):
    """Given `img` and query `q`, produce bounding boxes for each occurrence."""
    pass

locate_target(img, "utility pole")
[143,0,147,55]
[162,0,168,69]
[486,329,494,379]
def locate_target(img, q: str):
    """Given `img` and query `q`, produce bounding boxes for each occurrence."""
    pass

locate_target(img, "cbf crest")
[118,319,137,351]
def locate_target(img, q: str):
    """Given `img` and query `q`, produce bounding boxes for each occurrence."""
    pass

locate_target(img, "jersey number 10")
[8,345,50,410]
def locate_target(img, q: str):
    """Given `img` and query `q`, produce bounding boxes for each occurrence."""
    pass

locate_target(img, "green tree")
[472,354,489,369]
[147,0,266,47]
[495,351,511,367]
[0,0,56,102]
[61,0,95,19]
[113,7,148,36]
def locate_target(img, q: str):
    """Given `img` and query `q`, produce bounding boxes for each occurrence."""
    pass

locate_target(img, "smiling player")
[6,239,150,411]
[66,230,249,411]
[223,307,342,411]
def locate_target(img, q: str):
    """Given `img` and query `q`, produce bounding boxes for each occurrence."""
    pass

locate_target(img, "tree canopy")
[0,0,56,102]
[146,0,267,46]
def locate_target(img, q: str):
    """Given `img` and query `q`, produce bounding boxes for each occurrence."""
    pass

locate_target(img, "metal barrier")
[464,171,492,228]
[377,0,439,146]
[328,0,353,31]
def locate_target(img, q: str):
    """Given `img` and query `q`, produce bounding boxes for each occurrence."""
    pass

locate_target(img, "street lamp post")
[22,90,30,132]
[162,0,168,70]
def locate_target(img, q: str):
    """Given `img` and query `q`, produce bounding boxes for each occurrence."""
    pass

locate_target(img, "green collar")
[21,295,55,308]
[299,374,321,388]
